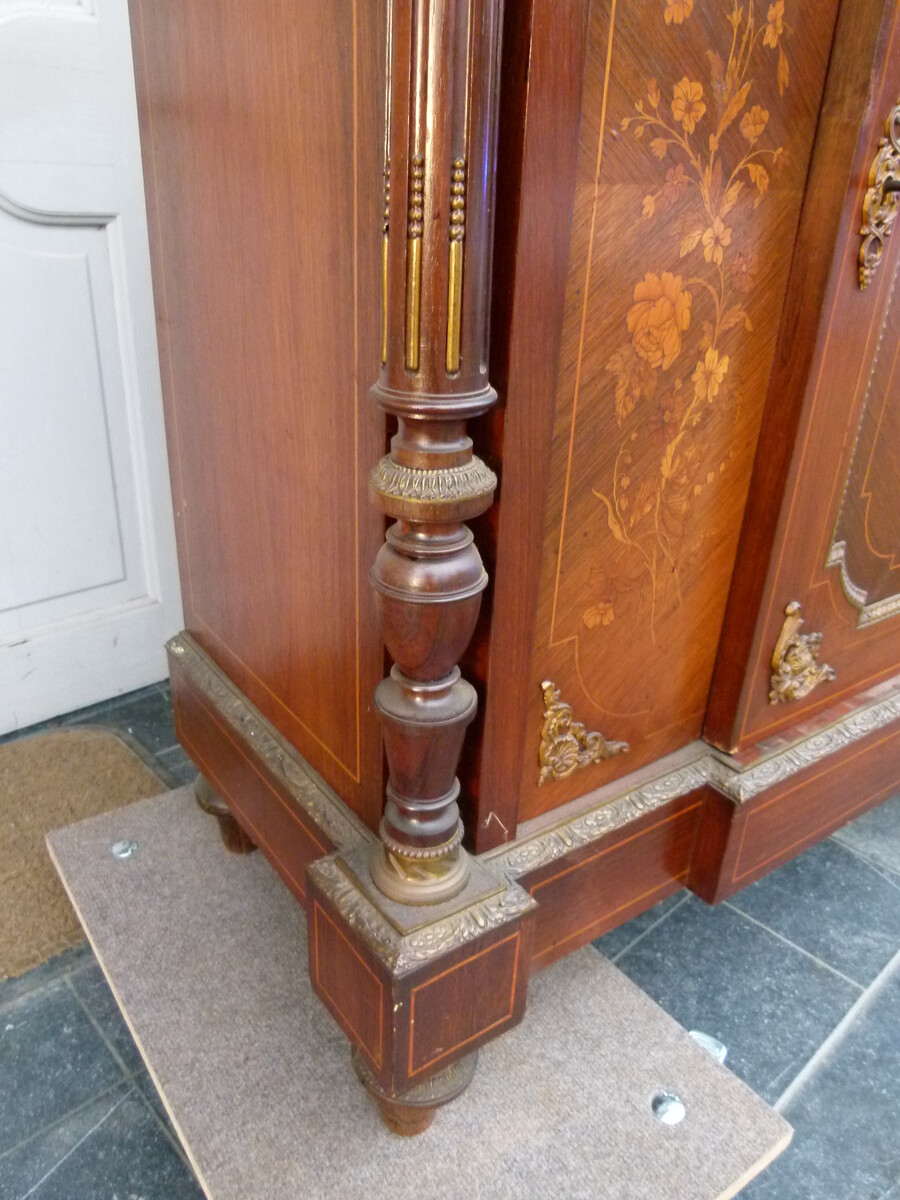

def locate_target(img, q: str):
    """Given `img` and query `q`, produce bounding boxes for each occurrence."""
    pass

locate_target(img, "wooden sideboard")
[130,0,900,1131]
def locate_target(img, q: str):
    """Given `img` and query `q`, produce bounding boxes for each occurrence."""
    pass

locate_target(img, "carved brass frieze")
[860,100,900,289]
[769,601,836,705]
[537,681,629,786]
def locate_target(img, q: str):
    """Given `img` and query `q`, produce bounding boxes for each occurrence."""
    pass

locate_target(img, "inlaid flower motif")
[702,217,732,266]
[764,0,784,48]
[592,0,790,642]
[740,105,769,143]
[583,601,615,629]
[731,250,759,294]
[664,0,693,23]
[626,272,693,370]
[672,78,706,134]
[663,163,689,203]
[692,347,730,401]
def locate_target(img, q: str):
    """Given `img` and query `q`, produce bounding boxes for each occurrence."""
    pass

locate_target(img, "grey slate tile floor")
[1,681,899,1197]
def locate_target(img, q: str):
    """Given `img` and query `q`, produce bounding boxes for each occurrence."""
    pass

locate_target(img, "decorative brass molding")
[166,634,369,852]
[308,855,535,974]
[714,687,900,801]
[825,539,900,628]
[489,678,900,875]
[494,755,710,876]
[537,681,629,786]
[860,100,900,289]
[405,153,424,369]
[381,160,390,364]
[446,157,466,372]
[769,602,836,706]
[369,455,497,512]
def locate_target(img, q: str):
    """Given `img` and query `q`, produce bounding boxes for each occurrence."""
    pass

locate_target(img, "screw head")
[688,1029,728,1064]
[651,1091,686,1125]
[111,840,137,860]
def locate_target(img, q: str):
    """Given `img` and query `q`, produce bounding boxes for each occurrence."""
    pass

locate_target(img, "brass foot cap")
[369,844,470,905]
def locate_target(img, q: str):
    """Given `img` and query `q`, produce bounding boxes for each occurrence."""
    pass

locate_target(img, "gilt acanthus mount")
[538,681,629,786]
[769,601,836,706]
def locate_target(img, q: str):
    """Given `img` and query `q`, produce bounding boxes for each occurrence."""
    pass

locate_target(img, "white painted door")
[0,0,182,734]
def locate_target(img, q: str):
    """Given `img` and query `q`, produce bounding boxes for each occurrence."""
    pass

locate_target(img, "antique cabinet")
[130,0,900,1130]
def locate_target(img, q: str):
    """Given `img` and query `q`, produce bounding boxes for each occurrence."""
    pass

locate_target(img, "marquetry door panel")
[130,0,387,827]
[706,0,900,752]
[498,0,840,822]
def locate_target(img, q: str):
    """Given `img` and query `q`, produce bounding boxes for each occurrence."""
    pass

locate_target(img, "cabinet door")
[706,0,900,753]
[474,0,841,838]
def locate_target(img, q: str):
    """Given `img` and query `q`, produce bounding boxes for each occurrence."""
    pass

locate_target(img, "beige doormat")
[48,789,792,1200]
[0,727,166,980]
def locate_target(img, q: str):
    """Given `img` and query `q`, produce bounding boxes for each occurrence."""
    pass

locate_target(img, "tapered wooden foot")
[375,1100,435,1137]
[352,1046,476,1137]
[194,774,256,854]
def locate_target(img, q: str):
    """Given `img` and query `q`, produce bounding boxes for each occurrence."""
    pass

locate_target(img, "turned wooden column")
[369,0,502,904]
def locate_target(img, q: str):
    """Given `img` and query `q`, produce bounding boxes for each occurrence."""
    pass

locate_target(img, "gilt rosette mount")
[368,0,502,906]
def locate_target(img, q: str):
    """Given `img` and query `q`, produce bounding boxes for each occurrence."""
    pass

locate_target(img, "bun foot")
[375,1099,436,1137]
[351,1046,477,1137]
[194,774,256,854]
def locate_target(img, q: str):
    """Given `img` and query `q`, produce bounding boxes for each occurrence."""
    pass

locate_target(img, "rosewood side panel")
[129,0,387,828]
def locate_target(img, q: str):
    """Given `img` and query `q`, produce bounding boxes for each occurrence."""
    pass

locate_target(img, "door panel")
[490,0,840,822]
[706,0,900,751]
[827,287,900,627]
[0,0,182,732]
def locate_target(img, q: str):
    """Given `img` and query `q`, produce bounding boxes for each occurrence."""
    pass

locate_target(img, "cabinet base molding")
[167,632,900,1116]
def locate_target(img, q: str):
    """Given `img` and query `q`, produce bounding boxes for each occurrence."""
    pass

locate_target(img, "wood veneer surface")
[707,0,900,750]
[480,0,840,827]
[130,0,386,828]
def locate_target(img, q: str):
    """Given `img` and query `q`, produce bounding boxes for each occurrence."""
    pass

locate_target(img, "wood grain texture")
[129,0,386,828]
[469,0,593,850]
[367,0,505,898]
[521,791,703,969]
[706,0,900,751]
[478,0,840,826]
[692,719,900,903]
[306,863,533,1096]
[170,656,333,908]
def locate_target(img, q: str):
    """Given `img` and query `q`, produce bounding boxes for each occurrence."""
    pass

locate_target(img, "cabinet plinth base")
[307,852,535,1100]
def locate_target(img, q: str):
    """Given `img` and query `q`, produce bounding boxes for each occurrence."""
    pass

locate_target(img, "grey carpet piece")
[47,789,791,1200]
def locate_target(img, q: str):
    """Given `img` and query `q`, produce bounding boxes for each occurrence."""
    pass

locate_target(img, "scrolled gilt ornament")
[860,100,900,289]
[769,602,836,706]
[538,680,628,786]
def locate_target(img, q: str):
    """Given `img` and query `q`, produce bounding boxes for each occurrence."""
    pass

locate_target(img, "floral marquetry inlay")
[586,1,791,641]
